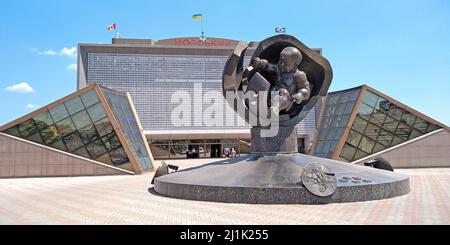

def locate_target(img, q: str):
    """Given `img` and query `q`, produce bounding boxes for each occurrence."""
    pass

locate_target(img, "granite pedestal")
[153,153,410,204]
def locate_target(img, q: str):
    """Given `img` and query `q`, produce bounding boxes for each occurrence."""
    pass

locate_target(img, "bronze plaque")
[301,163,337,197]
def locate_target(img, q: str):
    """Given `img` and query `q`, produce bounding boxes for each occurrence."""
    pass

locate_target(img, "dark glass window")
[87,103,107,122]
[50,139,67,151]
[65,97,85,115]
[400,112,417,127]
[95,117,114,137]
[96,153,113,165]
[79,124,98,144]
[49,104,69,122]
[55,117,76,137]
[33,111,53,130]
[357,103,374,120]
[26,132,44,144]
[40,125,60,144]
[364,123,380,141]
[409,129,422,139]
[71,110,92,130]
[3,126,20,137]
[373,143,387,154]
[86,139,107,159]
[340,143,357,161]
[387,104,403,120]
[382,115,399,133]
[109,147,129,165]
[362,91,379,108]
[369,111,387,127]
[354,149,369,160]
[377,129,394,146]
[80,89,100,108]
[72,146,91,159]
[347,130,362,147]
[413,118,429,133]
[352,116,368,133]
[101,133,122,151]
[359,136,375,154]
[427,124,440,133]
[63,132,84,152]
[18,119,38,137]
[395,123,411,140]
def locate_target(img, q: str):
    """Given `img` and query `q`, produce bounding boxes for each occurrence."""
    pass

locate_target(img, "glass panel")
[3,126,20,137]
[369,110,387,127]
[392,136,406,145]
[102,87,156,169]
[33,111,53,130]
[50,139,67,151]
[96,153,114,165]
[395,123,411,140]
[364,123,380,141]
[80,89,100,108]
[374,97,389,111]
[352,116,368,133]
[71,110,92,130]
[86,139,107,159]
[357,103,374,120]
[382,115,399,133]
[62,132,84,152]
[49,104,69,122]
[354,150,369,160]
[427,124,440,133]
[346,130,362,147]
[413,118,429,133]
[377,129,394,146]
[18,119,38,137]
[64,96,84,115]
[359,136,375,154]
[40,125,60,144]
[344,102,355,114]
[73,146,91,159]
[387,104,403,120]
[334,103,346,116]
[109,147,130,165]
[362,91,379,108]
[373,143,387,153]
[101,133,122,151]
[55,117,76,137]
[26,132,43,144]
[400,112,417,128]
[79,124,98,144]
[87,103,107,122]
[94,117,114,137]
[409,129,422,139]
[340,143,357,161]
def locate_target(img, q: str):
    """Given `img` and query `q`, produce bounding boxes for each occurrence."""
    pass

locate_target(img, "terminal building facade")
[77,37,322,159]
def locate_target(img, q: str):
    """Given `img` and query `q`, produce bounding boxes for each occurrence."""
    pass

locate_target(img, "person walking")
[224,147,230,159]
[231,148,237,158]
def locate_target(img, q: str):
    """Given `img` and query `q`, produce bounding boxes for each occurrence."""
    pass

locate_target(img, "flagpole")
[201,16,205,40]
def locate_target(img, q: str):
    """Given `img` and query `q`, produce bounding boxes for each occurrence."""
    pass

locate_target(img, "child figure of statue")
[250,46,311,115]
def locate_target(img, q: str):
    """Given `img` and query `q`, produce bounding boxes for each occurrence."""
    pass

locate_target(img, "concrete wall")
[353,129,450,168]
[0,133,130,178]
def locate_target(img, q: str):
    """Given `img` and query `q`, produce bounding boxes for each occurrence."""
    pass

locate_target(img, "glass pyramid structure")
[313,85,446,162]
[0,83,155,174]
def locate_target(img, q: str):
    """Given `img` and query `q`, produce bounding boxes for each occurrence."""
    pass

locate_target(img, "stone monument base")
[153,153,410,204]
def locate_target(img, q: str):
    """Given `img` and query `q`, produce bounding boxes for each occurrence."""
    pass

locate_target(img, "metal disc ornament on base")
[301,163,337,197]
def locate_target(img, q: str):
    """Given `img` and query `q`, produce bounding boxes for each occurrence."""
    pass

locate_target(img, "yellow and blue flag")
[192,14,203,20]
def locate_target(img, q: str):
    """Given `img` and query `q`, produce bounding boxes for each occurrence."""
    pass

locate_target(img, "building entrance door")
[210,144,221,158]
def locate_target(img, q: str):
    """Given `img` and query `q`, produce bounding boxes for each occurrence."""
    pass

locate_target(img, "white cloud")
[26,104,38,109]
[37,47,77,57]
[5,82,35,93]
[60,47,77,57]
[67,64,77,71]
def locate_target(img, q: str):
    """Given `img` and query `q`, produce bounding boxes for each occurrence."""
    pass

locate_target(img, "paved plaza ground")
[0,158,448,225]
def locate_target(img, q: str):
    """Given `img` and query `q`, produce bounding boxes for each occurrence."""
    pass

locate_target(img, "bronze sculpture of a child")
[250,46,311,115]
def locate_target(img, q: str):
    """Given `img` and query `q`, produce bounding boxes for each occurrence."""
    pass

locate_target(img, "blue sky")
[0,0,449,125]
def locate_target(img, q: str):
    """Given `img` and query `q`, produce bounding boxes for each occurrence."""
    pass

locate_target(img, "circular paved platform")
[154,154,410,204]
